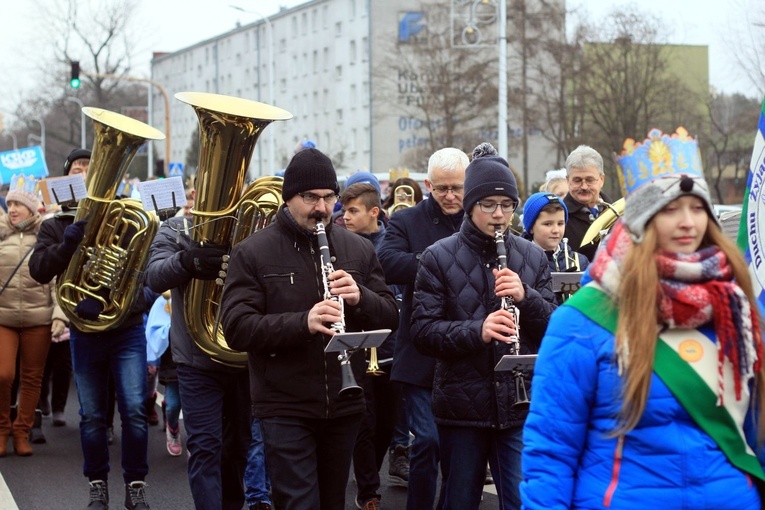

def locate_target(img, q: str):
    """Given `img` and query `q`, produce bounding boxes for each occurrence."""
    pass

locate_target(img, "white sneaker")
[166,425,182,456]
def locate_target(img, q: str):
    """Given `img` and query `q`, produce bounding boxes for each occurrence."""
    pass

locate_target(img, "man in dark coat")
[29,148,156,510]
[562,145,613,261]
[411,144,557,510]
[144,186,252,510]
[377,147,469,510]
[220,148,399,510]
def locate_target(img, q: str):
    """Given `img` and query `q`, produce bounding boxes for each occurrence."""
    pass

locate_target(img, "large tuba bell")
[57,107,165,332]
[176,92,292,367]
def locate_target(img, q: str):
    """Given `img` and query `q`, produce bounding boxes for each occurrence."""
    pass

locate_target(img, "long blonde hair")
[614,221,765,437]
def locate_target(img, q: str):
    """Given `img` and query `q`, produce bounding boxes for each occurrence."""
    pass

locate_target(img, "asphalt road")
[0,383,501,509]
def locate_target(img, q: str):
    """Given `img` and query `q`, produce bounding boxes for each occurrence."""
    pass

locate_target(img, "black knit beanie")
[63,148,91,175]
[462,146,519,212]
[282,148,339,201]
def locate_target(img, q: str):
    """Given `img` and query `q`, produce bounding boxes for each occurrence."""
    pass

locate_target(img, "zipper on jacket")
[603,435,625,507]
[262,272,295,284]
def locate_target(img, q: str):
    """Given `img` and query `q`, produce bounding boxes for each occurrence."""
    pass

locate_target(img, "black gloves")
[180,243,229,280]
[74,297,104,320]
[63,220,87,253]
[73,288,110,320]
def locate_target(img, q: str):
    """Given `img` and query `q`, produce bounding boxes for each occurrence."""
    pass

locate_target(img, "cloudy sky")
[0,0,761,124]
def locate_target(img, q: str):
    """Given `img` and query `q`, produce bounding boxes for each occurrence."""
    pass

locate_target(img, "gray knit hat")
[622,174,719,243]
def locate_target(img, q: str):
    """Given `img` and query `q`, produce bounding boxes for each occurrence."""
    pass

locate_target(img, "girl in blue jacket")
[522,129,765,509]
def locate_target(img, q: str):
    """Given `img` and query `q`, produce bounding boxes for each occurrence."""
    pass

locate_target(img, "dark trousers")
[39,340,72,413]
[439,425,523,510]
[261,413,363,510]
[177,364,251,510]
[353,368,401,503]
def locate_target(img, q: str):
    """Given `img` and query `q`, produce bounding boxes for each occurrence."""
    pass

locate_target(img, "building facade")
[150,0,564,188]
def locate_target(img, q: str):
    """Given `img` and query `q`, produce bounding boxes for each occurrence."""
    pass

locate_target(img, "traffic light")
[70,61,81,89]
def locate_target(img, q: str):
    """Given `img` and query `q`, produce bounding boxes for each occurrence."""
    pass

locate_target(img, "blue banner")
[0,146,48,185]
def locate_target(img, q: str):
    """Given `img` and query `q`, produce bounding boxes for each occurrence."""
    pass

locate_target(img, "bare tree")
[372,2,498,165]
[706,92,761,203]
[533,7,708,197]
[5,0,150,176]
[721,0,765,98]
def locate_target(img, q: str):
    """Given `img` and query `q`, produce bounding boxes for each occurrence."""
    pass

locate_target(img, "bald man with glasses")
[378,147,469,510]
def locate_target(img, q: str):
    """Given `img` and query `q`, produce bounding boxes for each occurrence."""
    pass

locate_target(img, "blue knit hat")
[522,192,568,234]
[345,171,381,196]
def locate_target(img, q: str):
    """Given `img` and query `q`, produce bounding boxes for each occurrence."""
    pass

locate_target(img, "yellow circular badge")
[678,339,703,362]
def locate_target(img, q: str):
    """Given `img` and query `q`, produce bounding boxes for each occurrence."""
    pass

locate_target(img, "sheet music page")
[138,177,186,212]
[39,174,87,205]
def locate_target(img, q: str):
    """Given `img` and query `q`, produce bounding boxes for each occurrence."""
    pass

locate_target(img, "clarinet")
[494,226,520,354]
[314,221,362,397]
[495,226,530,408]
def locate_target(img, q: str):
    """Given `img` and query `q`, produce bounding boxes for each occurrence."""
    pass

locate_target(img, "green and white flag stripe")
[565,284,765,481]
[738,97,765,310]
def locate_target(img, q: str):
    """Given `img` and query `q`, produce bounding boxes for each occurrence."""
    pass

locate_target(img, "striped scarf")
[590,222,763,403]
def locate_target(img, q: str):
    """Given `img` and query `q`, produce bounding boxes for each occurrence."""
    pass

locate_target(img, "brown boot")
[13,433,32,456]
[0,433,8,457]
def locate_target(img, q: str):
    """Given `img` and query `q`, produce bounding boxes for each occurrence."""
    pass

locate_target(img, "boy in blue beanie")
[522,192,589,285]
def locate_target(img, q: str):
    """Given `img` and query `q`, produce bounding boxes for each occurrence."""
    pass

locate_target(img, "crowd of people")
[2,124,764,510]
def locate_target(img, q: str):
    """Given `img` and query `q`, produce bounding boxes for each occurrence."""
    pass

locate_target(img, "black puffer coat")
[221,206,399,420]
[411,218,556,429]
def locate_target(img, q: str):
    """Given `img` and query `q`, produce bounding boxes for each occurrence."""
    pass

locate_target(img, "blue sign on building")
[0,146,48,185]
[399,12,426,43]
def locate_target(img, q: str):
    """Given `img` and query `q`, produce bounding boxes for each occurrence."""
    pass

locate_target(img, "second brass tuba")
[176,92,292,367]
[57,107,165,333]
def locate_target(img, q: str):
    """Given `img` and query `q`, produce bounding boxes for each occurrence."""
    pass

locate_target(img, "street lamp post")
[66,96,87,148]
[231,4,275,177]
[33,117,45,157]
[3,130,18,150]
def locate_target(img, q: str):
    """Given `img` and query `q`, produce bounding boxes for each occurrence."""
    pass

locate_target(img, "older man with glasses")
[378,147,469,510]
[562,145,613,261]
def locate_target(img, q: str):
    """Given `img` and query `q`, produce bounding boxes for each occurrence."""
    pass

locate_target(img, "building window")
[323,89,329,113]
[349,40,357,64]
[312,9,318,32]
[313,91,318,115]
[349,0,356,19]
[302,13,307,35]
[335,21,342,37]
[292,55,298,78]
[362,37,369,62]
[362,81,369,105]
[323,5,329,29]
[292,16,298,36]
[313,50,318,74]
[323,47,329,72]
[303,52,308,76]
[337,109,343,124]
[280,78,287,92]
[350,84,357,109]
[336,65,342,80]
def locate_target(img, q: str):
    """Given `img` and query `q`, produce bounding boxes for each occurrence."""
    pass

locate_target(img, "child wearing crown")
[522,128,765,509]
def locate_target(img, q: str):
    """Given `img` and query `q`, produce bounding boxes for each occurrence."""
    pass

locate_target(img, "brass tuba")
[57,107,165,333]
[579,197,625,249]
[176,92,292,367]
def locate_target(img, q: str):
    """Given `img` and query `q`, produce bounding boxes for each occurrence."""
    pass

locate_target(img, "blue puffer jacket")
[411,218,556,428]
[521,301,763,510]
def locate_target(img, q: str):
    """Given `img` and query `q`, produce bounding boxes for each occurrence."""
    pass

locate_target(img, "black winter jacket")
[29,209,154,332]
[221,206,399,420]
[411,218,557,428]
[562,191,613,261]
[378,197,464,388]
